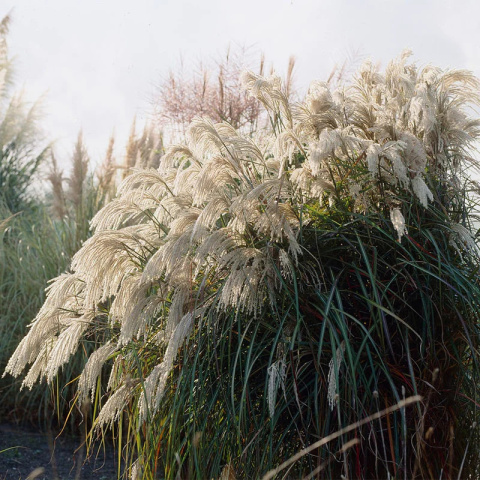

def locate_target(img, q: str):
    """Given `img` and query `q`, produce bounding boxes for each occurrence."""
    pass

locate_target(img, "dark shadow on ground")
[0,423,121,480]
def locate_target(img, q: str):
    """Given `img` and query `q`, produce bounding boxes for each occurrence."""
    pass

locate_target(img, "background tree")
[153,47,296,137]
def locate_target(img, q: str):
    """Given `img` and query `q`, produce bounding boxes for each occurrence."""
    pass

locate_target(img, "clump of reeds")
[0,14,48,214]
[121,120,163,180]
[6,52,480,479]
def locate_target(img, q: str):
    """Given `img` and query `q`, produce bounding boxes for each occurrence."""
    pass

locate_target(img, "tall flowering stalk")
[6,52,480,479]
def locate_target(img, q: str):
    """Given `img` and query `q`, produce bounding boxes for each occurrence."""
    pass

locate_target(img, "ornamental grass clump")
[6,52,480,479]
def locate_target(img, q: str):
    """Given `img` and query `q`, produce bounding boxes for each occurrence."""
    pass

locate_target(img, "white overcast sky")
[1,0,479,170]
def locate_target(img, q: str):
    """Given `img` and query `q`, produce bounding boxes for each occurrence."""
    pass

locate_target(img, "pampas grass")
[6,52,480,479]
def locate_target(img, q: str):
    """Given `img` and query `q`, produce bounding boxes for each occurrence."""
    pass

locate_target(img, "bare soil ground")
[0,423,121,480]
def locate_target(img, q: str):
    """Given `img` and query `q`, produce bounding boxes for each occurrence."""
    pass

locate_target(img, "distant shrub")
[153,47,296,138]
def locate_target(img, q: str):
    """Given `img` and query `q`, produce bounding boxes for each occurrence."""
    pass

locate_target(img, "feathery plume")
[390,208,407,242]
[78,341,117,404]
[47,152,67,219]
[267,359,286,417]
[68,131,90,211]
[327,341,345,411]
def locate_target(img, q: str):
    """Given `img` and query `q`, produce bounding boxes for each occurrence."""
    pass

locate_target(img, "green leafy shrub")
[6,52,480,479]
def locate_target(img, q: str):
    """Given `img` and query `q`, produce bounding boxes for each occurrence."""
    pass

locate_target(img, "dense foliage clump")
[6,52,480,479]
